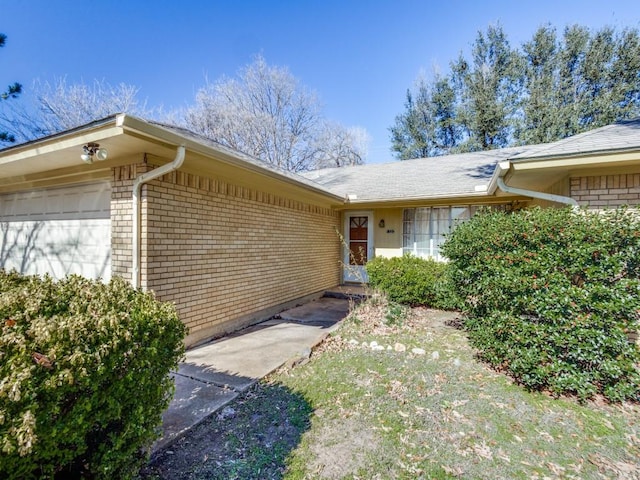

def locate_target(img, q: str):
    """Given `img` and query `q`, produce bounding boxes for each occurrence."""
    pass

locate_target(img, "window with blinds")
[402,205,509,260]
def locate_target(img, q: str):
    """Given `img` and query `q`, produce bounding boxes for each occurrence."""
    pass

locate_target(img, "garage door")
[0,182,111,281]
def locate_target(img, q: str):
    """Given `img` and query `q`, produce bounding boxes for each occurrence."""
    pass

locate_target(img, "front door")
[343,212,373,283]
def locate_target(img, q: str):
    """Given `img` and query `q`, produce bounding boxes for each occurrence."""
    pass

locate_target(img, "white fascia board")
[117,115,345,202]
[509,149,640,170]
[344,190,494,205]
[0,126,123,166]
[486,160,511,195]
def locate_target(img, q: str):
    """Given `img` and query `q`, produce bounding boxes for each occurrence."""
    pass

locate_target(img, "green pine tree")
[450,24,521,152]
[390,23,640,159]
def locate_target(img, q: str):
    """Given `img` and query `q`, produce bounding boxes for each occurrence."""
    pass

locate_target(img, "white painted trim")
[343,211,374,283]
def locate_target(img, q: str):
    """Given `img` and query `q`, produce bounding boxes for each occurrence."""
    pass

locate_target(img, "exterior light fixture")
[81,143,108,164]
[378,219,385,228]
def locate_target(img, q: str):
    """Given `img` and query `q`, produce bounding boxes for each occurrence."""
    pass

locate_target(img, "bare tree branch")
[0,78,147,143]
[182,56,368,172]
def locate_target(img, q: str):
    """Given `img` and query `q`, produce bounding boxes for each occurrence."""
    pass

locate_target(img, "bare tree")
[0,78,145,143]
[183,56,368,171]
[314,123,369,168]
[0,32,22,143]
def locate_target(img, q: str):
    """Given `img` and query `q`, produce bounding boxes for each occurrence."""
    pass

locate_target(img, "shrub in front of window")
[0,273,187,479]
[442,207,640,402]
[366,254,461,309]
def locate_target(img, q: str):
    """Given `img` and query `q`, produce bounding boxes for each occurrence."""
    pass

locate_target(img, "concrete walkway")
[153,293,358,452]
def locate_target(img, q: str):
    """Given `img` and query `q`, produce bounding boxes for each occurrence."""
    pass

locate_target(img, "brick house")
[1,115,639,346]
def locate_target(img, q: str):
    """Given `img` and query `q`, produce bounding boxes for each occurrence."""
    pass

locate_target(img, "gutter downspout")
[132,145,186,289]
[493,161,579,208]
[496,177,579,207]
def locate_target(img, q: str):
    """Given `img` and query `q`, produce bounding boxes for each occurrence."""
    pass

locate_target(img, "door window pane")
[349,216,368,265]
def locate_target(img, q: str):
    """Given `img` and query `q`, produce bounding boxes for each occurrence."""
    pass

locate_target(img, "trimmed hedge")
[442,207,640,402]
[0,272,187,479]
[365,254,461,310]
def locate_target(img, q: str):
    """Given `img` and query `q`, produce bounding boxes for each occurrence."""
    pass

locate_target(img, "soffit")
[505,151,640,190]
[0,128,176,193]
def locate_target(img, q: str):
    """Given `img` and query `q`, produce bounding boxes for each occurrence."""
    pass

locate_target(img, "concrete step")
[323,284,369,301]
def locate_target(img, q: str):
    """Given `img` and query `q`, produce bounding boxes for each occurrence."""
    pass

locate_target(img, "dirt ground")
[138,379,310,480]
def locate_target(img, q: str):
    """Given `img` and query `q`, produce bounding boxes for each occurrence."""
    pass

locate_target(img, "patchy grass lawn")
[142,299,640,479]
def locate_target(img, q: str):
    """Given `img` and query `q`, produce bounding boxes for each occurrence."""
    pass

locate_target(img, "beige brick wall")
[111,164,341,346]
[570,173,640,208]
[111,163,153,281]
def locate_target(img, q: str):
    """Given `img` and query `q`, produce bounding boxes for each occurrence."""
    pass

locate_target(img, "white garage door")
[0,182,111,281]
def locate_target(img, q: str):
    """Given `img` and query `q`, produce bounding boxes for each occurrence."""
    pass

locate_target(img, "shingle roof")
[511,117,640,161]
[300,146,532,201]
[302,118,640,201]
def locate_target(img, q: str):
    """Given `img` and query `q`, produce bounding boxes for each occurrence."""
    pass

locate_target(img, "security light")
[81,142,108,163]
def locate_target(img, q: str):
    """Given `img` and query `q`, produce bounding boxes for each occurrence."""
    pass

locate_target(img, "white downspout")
[496,176,579,207]
[132,145,186,289]
[490,160,579,208]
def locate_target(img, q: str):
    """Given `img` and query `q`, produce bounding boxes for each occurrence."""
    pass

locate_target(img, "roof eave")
[0,115,121,156]
[510,146,640,164]
[340,190,518,209]
[117,115,345,203]
[487,161,511,195]
[0,114,344,203]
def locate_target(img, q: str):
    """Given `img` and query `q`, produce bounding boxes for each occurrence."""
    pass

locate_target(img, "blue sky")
[1,0,639,163]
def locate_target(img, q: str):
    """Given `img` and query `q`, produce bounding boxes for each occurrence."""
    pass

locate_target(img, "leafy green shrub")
[0,272,187,479]
[432,263,464,311]
[442,207,640,402]
[366,254,461,309]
